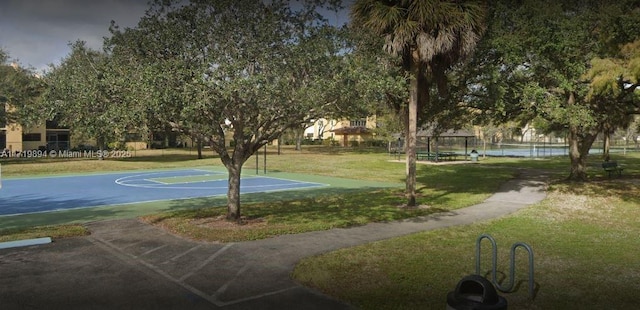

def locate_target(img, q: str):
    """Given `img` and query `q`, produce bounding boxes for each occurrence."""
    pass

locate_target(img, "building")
[1,117,71,153]
[1,63,72,153]
[304,116,378,147]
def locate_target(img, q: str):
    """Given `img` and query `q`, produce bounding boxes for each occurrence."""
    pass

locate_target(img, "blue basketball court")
[0,169,327,217]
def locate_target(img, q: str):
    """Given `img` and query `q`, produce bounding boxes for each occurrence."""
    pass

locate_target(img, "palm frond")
[351,0,487,64]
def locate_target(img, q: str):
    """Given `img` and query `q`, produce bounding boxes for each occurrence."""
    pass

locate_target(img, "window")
[0,131,6,149]
[350,119,367,127]
[125,132,143,142]
[22,133,42,141]
[0,104,5,128]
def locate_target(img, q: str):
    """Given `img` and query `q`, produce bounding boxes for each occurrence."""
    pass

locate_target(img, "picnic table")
[416,151,459,161]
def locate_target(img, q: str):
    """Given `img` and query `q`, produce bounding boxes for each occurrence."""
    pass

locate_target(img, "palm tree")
[351,0,486,207]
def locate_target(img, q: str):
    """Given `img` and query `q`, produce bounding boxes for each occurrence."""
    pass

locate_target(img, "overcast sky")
[0,0,351,74]
[0,0,151,72]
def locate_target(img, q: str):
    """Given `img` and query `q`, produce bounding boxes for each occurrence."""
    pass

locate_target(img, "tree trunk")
[482,137,487,158]
[566,93,599,181]
[294,128,303,151]
[567,126,587,180]
[226,162,242,221]
[567,125,599,181]
[197,139,203,159]
[97,136,105,160]
[214,133,253,223]
[405,63,419,207]
[602,126,611,161]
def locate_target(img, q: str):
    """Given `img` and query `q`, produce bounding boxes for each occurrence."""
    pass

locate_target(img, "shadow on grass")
[153,186,449,228]
[551,178,640,204]
[0,161,535,234]
[148,163,530,227]
[143,186,457,242]
[172,187,413,211]
[539,153,640,203]
[414,164,518,201]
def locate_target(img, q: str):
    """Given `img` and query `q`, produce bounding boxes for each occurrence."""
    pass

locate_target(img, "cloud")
[0,0,149,71]
[0,0,353,72]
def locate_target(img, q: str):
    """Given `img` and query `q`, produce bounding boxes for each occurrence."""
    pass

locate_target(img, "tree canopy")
[97,0,374,220]
[44,41,135,149]
[465,0,640,180]
[0,49,45,128]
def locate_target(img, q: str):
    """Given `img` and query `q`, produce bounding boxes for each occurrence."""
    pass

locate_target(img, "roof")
[330,127,372,135]
[417,128,475,138]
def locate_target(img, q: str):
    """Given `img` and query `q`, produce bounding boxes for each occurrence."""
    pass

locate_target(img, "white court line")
[145,178,168,185]
[0,180,330,217]
[115,170,216,187]
[249,175,329,187]
[143,173,228,186]
[149,173,218,180]
[115,170,328,191]
[114,181,326,191]
[149,179,226,186]
[193,168,225,174]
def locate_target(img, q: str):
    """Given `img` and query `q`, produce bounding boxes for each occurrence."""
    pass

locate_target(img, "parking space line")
[179,243,235,282]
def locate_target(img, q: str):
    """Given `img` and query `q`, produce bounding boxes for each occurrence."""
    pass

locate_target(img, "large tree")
[107,0,364,221]
[0,49,45,129]
[350,0,486,206]
[465,0,640,180]
[44,41,137,150]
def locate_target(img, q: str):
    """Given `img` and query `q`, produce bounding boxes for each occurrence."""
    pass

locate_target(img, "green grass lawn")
[0,146,513,237]
[292,152,640,310]
[2,146,639,309]
[140,147,517,242]
[0,224,89,242]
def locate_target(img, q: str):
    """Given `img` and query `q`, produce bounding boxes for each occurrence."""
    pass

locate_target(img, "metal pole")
[476,234,536,299]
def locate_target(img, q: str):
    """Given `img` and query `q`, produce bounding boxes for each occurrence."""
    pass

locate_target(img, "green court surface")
[150,173,229,184]
[0,168,402,230]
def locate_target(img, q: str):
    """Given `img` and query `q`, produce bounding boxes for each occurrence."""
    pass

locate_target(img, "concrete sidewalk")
[0,169,548,309]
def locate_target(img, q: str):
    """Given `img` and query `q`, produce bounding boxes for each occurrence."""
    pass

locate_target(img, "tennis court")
[0,168,327,217]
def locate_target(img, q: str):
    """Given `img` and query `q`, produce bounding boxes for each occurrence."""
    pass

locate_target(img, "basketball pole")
[254,145,268,175]
[253,145,268,175]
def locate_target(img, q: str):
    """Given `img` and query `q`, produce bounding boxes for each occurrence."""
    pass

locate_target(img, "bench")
[602,161,623,177]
